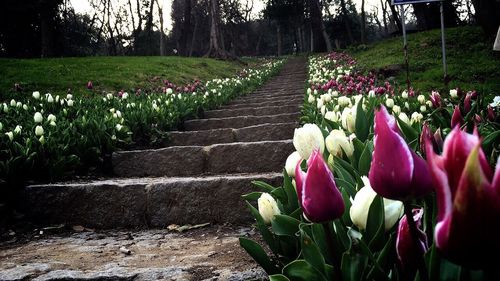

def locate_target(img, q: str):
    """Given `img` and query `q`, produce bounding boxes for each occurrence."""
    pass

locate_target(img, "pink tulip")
[369,106,434,201]
[451,106,463,128]
[396,208,428,272]
[464,93,472,114]
[295,150,345,222]
[425,128,500,267]
[87,81,93,90]
[430,91,442,108]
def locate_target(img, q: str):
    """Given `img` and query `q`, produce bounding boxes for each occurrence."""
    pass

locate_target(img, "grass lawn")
[349,26,500,96]
[0,56,247,100]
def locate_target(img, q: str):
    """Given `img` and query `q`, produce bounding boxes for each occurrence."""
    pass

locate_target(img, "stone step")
[112,140,294,177]
[203,104,300,118]
[230,93,303,103]
[0,226,265,281]
[168,122,297,146]
[220,98,303,110]
[240,90,303,98]
[21,173,283,228]
[183,112,300,131]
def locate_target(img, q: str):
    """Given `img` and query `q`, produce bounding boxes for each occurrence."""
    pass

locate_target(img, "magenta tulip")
[369,106,434,201]
[396,208,428,272]
[430,91,442,108]
[425,127,500,267]
[451,106,463,128]
[295,149,345,222]
[464,93,472,114]
[87,81,93,90]
[487,105,495,122]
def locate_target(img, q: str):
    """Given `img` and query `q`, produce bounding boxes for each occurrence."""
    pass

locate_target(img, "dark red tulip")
[425,128,500,268]
[295,149,345,222]
[396,208,428,272]
[87,81,93,90]
[488,106,495,122]
[464,93,472,114]
[369,106,434,201]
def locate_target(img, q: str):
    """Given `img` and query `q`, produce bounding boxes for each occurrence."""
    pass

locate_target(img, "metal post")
[400,5,410,91]
[440,1,448,83]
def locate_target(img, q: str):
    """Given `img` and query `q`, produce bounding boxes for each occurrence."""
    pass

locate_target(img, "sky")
[70,0,385,32]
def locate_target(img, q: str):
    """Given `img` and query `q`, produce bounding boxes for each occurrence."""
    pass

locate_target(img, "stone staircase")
[20,58,307,229]
[1,58,307,281]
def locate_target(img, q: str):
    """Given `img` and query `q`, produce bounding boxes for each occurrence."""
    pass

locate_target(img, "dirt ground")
[0,224,266,281]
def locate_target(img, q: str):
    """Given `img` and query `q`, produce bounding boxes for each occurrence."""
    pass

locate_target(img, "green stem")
[322,222,343,281]
[403,203,429,281]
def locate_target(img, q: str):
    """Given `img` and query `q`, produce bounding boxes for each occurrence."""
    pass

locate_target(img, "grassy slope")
[349,26,500,95]
[0,56,246,100]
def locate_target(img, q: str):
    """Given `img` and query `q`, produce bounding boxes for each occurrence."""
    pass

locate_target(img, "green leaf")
[300,227,327,278]
[252,180,275,193]
[352,138,366,169]
[245,201,278,254]
[272,215,301,237]
[395,114,419,145]
[241,192,262,201]
[283,169,299,212]
[365,195,385,251]
[311,224,331,265]
[358,140,373,176]
[355,97,369,142]
[283,260,327,281]
[269,274,291,281]
[366,234,396,280]
[341,252,369,281]
[239,238,278,274]
[334,220,352,252]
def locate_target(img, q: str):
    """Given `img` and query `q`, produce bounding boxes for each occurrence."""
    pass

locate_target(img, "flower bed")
[0,59,285,188]
[241,53,499,280]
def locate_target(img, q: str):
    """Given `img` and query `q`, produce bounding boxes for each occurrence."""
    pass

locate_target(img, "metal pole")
[400,5,410,91]
[440,1,448,83]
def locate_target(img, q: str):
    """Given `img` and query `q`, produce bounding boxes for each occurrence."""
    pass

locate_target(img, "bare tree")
[360,0,366,44]
[156,0,165,55]
[205,0,231,58]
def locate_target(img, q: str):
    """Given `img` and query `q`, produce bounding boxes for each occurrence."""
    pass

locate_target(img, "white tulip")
[293,123,325,159]
[341,107,356,133]
[308,94,315,103]
[33,91,41,99]
[399,112,410,125]
[0,122,2,131]
[166,88,173,94]
[66,94,73,100]
[417,95,426,104]
[16,102,22,108]
[401,91,408,99]
[449,89,458,99]
[47,114,56,122]
[324,111,339,122]
[285,151,302,177]
[10,99,16,107]
[50,121,56,126]
[67,99,74,106]
[307,88,312,95]
[411,112,424,124]
[47,95,54,103]
[326,129,354,158]
[258,193,281,225]
[34,112,43,123]
[39,135,45,144]
[35,125,44,136]
[350,177,404,231]
[3,103,8,113]
[420,105,427,113]
[5,131,13,141]
[426,100,433,108]
[392,105,401,115]
[368,90,375,97]
[14,125,22,134]
[332,90,339,97]
[122,92,129,99]
[55,95,60,103]
[106,93,113,100]
[23,104,28,110]
[320,105,326,116]
[317,98,324,109]
[385,98,394,108]
[115,124,123,131]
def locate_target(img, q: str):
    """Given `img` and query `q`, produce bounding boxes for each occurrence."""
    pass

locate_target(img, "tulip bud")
[33,91,40,99]
[341,107,356,133]
[325,129,354,158]
[398,112,410,125]
[39,135,45,144]
[67,100,74,107]
[392,105,401,115]
[451,106,463,128]
[87,81,93,89]
[385,98,394,108]
[417,95,426,104]
[47,114,56,122]
[396,208,428,272]
[293,124,325,160]
[430,91,442,108]
[34,112,43,123]
[464,93,472,114]
[14,125,22,134]
[350,177,403,231]
[35,125,44,136]
[487,105,495,122]
[295,150,345,222]
[324,111,338,122]
[285,151,302,177]
[5,131,14,141]
[257,193,281,225]
[115,124,123,131]
[369,106,433,201]
[401,91,408,99]
[449,89,458,99]
[10,99,16,107]
[47,95,54,103]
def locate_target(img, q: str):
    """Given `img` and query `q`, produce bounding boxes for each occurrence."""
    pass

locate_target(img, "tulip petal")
[442,127,492,196]
[302,150,345,222]
[369,107,414,200]
[295,162,305,209]
[409,151,434,197]
[492,157,500,193]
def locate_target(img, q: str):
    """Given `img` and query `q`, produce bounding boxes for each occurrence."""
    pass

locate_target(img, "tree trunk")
[189,9,198,57]
[40,4,55,57]
[360,0,366,44]
[180,0,192,56]
[205,0,232,58]
[340,0,354,44]
[309,0,327,52]
[156,0,165,56]
[472,0,500,35]
[380,0,388,34]
[277,23,282,56]
[387,0,402,33]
